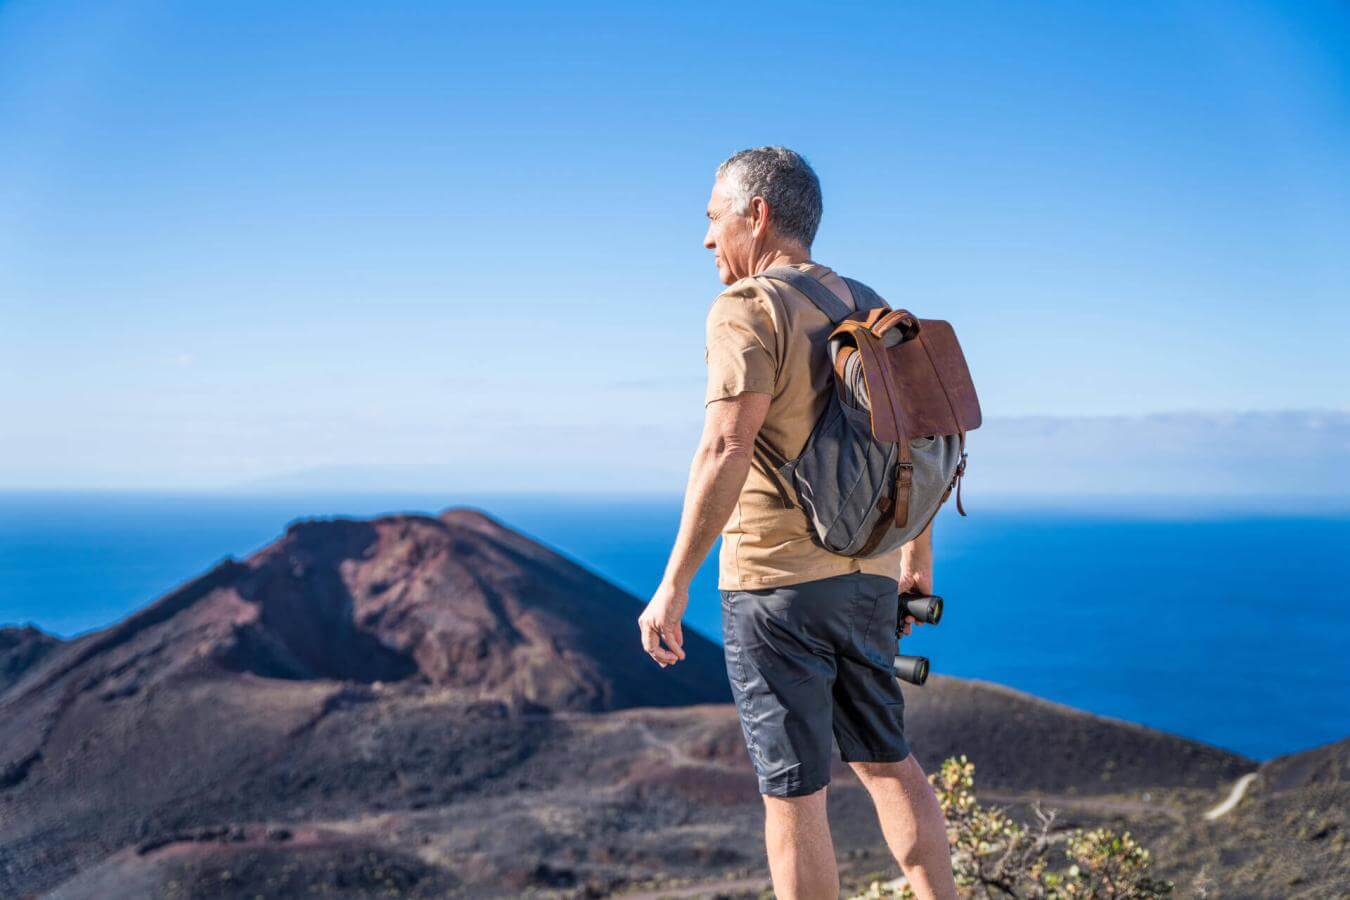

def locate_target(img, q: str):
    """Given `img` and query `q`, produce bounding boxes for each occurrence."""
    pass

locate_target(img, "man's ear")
[750,196,772,239]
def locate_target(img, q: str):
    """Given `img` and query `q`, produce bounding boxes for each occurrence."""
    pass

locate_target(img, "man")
[638,147,959,900]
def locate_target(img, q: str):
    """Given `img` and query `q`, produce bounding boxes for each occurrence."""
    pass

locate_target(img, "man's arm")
[638,391,770,667]
[897,519,935,636]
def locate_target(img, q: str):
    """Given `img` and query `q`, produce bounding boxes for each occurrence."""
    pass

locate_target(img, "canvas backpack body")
[751,267,982,558]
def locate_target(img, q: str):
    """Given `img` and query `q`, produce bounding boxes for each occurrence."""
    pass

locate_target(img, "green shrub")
[862,756,1172,899]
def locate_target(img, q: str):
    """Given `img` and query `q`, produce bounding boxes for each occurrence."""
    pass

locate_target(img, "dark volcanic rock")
[904,676,1253,793]
[0,503,1336,899]
[1152,738,1349,898]
[1257,735,1349,793]
[0,506,729,895]
[45,825,460,900]
[0,624,61,696]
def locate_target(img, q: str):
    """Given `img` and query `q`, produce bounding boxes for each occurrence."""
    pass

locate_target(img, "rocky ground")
[1,507,1343,898]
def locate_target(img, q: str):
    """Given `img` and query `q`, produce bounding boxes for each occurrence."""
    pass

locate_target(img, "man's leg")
[763,786,839,900]
[850,756,958,900]
[721,579,850,896]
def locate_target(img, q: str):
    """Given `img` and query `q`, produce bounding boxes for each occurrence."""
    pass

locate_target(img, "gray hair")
[715,146,823,248]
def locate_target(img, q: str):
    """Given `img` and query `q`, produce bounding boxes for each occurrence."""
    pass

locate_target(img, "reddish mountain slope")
[2,507,729,723]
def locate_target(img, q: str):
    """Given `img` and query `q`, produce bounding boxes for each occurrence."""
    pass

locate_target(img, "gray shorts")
[720,571,911,797]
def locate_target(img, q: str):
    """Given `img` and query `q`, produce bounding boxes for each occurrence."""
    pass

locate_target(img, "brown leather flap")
[831,315,981,443]
[853,328,904,442]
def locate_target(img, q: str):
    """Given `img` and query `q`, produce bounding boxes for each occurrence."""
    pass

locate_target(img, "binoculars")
[893,592,943,686]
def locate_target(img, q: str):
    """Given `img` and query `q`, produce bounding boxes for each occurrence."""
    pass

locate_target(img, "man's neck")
[749,245,811,276]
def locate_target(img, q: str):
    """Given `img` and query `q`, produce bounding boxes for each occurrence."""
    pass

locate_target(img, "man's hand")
[638,581,688,668]
[896,565,933,637]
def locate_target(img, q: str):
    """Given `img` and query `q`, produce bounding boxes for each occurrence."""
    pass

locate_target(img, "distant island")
[1,507,1343,897]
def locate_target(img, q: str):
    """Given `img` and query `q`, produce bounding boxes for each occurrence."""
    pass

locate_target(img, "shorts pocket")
[847,579,880,650]
[855,581,899,668]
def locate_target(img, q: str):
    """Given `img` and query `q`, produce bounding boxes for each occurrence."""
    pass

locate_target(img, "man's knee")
[762,784,828,821]
[850,752,919,788]
[763,783,828,805]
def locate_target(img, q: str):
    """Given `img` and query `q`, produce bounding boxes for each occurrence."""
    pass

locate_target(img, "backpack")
[750,267,982,558]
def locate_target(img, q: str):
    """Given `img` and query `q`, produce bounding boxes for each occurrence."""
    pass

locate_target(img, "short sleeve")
[704,285,777,406]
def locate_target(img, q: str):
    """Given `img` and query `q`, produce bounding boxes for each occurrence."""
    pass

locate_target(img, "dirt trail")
[631,719,743,772]
[1203,772,1257,820]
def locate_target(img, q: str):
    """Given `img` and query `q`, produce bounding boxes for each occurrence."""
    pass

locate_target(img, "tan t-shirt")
[704,262,906,591]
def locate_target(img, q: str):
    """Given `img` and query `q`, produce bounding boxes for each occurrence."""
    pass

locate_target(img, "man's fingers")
[640,619,659,654]
[664,622,686,660]
[656,624,683,664]
[637,620,669,661]
[640,619,678,666]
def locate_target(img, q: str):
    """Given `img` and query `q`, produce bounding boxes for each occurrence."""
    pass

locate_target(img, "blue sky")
[1,1,1347,492]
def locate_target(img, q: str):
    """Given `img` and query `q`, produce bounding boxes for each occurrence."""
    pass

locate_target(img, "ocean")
[1,490,1346,762]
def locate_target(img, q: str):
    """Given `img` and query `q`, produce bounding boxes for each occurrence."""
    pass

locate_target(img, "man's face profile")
[703,177,754,285]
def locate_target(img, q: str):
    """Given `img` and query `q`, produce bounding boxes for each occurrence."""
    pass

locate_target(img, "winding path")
[1203,772,1257,821]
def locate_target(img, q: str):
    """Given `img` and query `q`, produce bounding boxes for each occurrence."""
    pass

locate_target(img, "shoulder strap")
[749,268,892,511]
[759,266,856,323]
[840,277,890,314]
